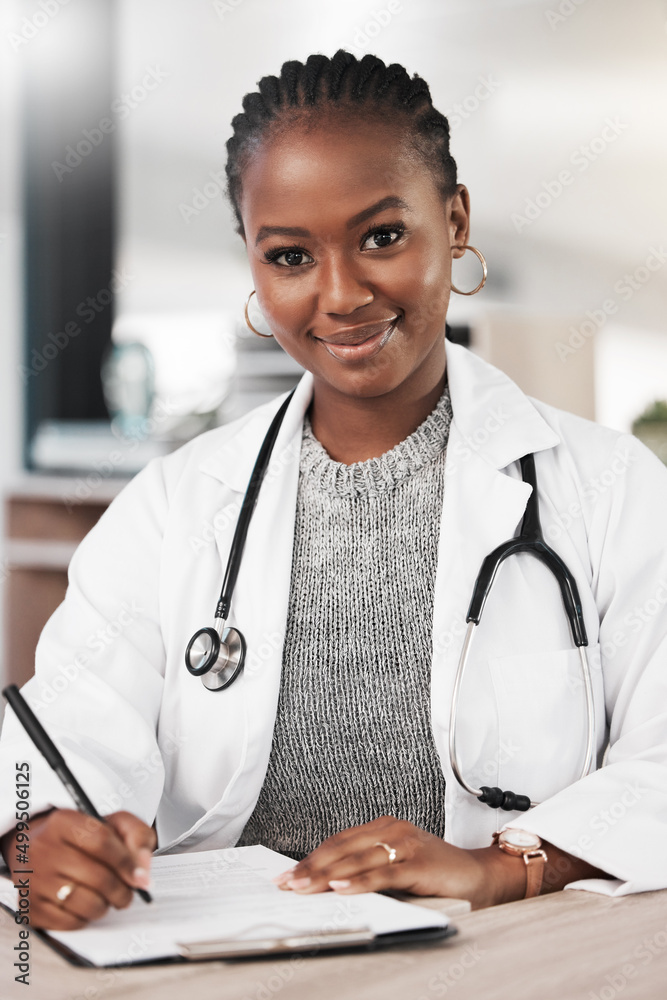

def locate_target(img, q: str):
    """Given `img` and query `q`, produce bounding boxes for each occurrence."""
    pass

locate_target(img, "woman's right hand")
[0,808,156,930]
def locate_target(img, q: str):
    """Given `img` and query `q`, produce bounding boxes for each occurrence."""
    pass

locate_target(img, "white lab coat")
[1,343,666,897]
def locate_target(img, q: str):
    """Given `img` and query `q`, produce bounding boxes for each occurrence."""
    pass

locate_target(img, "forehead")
[239,116,442,234]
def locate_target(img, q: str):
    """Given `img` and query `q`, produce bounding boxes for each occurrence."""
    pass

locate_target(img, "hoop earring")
[450,245,488,296]
[244,290,274,338]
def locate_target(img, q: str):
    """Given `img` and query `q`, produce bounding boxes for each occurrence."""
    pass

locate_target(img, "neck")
[308,353,447,465]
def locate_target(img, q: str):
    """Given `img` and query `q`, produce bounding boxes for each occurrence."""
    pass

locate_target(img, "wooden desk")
[1,888,665,1000]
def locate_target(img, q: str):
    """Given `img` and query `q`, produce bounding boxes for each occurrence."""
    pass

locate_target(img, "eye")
[360,224,406,251]
[264,247,314,267]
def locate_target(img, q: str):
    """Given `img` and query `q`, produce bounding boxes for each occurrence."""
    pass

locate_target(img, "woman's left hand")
[272,816,522,909]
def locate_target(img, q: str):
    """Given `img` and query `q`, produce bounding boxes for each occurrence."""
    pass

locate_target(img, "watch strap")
[523,849,547,898]
[492,831,548,899]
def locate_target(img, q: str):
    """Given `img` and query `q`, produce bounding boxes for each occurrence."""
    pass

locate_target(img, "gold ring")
[56,883,75,904]
[374,841,398,864]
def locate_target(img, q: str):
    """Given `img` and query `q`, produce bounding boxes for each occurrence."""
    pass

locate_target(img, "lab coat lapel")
[432,343,560,846]
[181,373,315,848]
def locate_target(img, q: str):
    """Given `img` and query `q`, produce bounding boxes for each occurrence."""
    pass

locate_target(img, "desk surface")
[2,888,666,1000]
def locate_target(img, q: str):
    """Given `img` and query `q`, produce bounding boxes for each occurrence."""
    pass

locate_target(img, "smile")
[315,318,398,362]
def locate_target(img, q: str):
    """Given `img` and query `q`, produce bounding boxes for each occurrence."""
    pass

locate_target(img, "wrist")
[471,845,528,908]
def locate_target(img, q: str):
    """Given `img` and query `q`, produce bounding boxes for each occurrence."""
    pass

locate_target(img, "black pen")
[2,684,152,904]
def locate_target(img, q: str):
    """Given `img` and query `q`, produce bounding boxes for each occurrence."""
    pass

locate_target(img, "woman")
[1,50,666,931]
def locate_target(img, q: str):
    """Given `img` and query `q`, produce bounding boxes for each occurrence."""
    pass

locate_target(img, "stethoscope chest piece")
[185,625,246,691]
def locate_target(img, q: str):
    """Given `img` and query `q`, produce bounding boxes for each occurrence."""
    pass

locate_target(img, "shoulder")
[131,392,295,499]
[162,399,280,474]
[446,342,666,494]
[523,399,667,567]
[529,396,666,490]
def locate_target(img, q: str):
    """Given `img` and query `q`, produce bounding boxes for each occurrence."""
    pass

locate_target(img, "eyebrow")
[346,196,411,230]
[254,225,311,246]
[254,196,411,246]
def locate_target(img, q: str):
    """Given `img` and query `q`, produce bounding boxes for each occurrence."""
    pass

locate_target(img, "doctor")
[2,51,667,931]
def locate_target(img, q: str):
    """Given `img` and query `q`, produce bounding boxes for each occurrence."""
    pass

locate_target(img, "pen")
[2,684,152,904]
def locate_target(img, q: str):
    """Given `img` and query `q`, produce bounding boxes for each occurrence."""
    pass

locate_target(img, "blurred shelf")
[3,474,125,688]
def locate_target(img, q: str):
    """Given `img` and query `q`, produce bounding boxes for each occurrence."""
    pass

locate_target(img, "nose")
[316,252,374,315]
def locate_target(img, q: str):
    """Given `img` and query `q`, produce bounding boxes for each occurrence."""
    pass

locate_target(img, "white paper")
[0,846,447,966]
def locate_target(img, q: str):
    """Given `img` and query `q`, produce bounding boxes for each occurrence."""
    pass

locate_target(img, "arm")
[489,837,612,902]
[0,460,170,927]
[0,458,169,839]
[499,433,667,895]
[270,817,612,908]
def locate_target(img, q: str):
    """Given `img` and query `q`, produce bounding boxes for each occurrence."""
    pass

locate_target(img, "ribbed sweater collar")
[299,383,453,497]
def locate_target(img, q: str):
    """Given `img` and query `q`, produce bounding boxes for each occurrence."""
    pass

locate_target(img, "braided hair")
[225,50,458,235]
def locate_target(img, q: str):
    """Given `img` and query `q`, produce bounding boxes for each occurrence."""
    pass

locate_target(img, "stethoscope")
[448,452,596,812]
[185,392,596,811]
[185,389,296,691]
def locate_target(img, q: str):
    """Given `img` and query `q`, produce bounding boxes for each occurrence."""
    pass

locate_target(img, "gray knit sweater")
[237,385,453,860]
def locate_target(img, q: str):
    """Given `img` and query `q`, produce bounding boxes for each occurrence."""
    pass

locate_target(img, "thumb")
[106,811,156,889]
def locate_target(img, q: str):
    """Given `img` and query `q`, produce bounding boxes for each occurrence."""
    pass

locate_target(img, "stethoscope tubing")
[448,622,596,809]
[448,453,597,810]
[184,388,296,686]
[214,388,297,624]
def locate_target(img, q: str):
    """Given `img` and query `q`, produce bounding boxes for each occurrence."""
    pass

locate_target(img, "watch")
[492,829,548,899]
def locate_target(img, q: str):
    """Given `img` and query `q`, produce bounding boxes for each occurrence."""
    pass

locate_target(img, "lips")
[314,317,398,363]
[315,317,398,347]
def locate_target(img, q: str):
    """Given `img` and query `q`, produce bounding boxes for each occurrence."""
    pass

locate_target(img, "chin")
[316,364,417,401]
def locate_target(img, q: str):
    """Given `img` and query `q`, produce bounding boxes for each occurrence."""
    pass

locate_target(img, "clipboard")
[0,846,459,967]
[1,898,456,967]
[1,898,456,966]
[176,923,457,961]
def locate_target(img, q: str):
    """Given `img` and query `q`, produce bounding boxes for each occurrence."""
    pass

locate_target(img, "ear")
[449,185,471,257]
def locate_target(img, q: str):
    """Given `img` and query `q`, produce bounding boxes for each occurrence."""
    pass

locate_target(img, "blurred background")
[1,0,666,687]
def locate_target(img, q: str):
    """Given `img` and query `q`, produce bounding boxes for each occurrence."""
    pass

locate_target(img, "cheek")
[256,278,313,335]
[385,250,450,332]
[416,243,451,295]
[382,235,450,298]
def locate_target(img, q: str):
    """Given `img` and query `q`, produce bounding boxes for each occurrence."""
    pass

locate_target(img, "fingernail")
[137,848,153,870]
[287,877,311,890]
[132,867,152,890]
[329,880,351,890]
[272,869,295,885]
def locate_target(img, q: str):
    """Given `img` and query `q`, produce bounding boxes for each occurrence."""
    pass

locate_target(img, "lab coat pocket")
[488,645,600,804]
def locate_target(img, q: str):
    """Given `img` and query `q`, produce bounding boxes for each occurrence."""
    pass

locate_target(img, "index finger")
[105,811,156,889]
[274,817,397,884]
[57,811,144,890]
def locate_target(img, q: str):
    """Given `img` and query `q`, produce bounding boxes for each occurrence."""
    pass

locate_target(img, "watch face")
[501,829,541,850]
